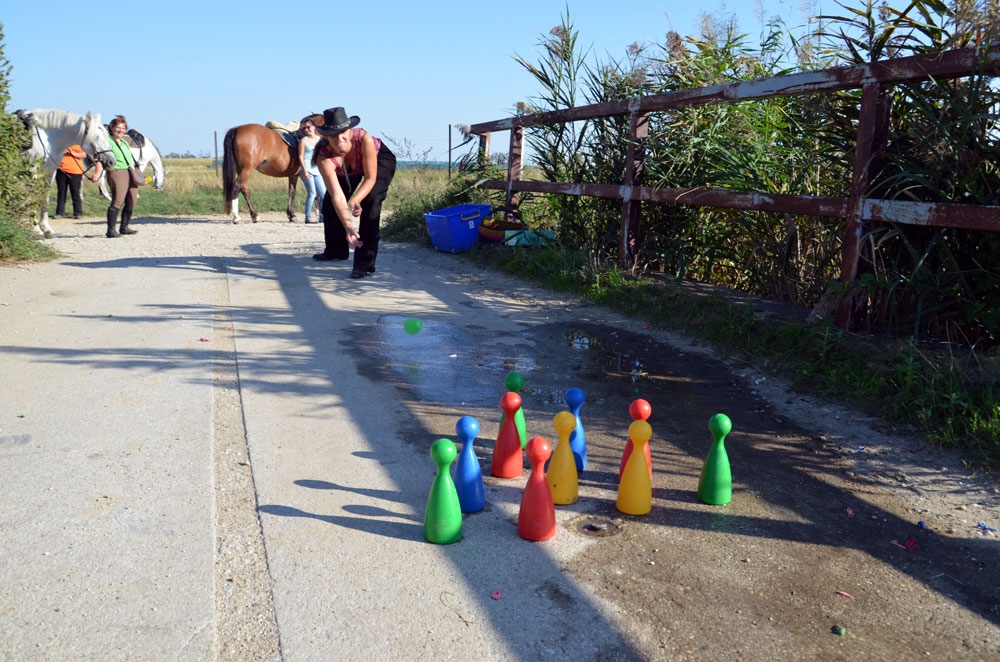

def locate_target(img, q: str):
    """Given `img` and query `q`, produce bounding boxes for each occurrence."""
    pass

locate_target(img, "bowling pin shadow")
[342,504,421,523]
[295,478,409,505]
[577,469,620,489]
[575,472,695,506]
[651,485,699,504]
[258,504,423,541]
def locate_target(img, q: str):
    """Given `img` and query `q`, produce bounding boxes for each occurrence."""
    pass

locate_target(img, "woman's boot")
[119,209,137,235]
[106,208,120,238]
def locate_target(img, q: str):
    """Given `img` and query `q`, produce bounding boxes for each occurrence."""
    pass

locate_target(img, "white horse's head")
[83,112,116,170]
[144,139,166,191]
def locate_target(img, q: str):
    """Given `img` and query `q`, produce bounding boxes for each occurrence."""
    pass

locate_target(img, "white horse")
[16,109,116,238]
[97,129,166,199]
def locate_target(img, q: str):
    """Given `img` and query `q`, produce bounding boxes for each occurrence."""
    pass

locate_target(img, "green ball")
[505,371,524,392]
[403,317,423,334]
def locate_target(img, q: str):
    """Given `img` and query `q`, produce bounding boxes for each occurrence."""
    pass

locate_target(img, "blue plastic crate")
[424,204,491,253]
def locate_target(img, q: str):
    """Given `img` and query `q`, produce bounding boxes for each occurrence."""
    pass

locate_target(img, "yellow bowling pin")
[547,411,579,505]
[617,420,652,515]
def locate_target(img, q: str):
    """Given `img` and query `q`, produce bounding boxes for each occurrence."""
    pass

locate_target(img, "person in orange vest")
[55,144,103,218]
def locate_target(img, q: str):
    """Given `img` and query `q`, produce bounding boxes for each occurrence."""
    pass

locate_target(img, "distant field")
[73,158,456,219]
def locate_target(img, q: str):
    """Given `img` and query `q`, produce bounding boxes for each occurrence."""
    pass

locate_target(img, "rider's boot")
[119,209,137,235]
[106,208,120,238]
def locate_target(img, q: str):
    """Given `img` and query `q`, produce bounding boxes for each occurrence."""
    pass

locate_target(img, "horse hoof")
[232,220,242,225]
[44,231,55,239]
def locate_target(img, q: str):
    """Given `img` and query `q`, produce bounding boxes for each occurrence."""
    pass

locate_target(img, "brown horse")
[222,114,321,223]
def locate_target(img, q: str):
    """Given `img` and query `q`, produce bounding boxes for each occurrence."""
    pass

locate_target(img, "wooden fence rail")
[468,45,1000,329]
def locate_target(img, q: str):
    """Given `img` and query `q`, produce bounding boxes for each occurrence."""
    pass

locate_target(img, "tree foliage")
[0,23,48,247]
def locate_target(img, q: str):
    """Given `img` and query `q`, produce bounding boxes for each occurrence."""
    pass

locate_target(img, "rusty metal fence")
[469,46,1000,328]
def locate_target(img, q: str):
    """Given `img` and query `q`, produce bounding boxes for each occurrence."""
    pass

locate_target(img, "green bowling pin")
[697,413,732,505]
[502,372,528,449]
[425,438,462,544]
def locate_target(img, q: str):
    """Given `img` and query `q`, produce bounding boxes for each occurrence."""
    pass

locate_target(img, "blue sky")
[3,0,821,159]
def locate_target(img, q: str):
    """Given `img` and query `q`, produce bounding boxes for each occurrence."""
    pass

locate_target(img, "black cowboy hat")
[316,107,360,135]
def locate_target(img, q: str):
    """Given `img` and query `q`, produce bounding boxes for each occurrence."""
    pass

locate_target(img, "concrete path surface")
[0,216,637,661]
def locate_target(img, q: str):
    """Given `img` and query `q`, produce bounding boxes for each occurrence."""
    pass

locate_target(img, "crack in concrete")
[211,262,281,661]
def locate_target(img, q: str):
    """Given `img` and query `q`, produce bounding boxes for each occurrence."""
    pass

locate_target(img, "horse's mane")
[22,108,88,129]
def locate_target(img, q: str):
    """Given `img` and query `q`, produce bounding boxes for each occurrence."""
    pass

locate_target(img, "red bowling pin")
[491,392,524,478]
[518,436,556,541]
[619,399,652,480]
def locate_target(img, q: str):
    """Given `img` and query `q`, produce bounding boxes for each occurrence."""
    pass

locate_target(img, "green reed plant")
[815,0,1000,347]
[510,1,999,347]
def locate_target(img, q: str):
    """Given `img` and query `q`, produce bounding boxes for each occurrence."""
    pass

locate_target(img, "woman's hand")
[350,201,362,216]
[346,227,363,247]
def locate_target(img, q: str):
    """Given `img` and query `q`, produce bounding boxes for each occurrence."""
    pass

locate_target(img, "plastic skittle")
[424,438,462,544]
[617,419,653,516]
[500,372,528,449]
[546,411,579,505]
[697,413,733,505]
[619,398,653,481]
[454,416,484,513]
[565,387,587,472]
[518,436,557,541]
[491,392,524,478]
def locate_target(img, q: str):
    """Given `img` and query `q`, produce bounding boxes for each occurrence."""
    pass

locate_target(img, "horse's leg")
[286,176,297,222]
[36,173,57,238]
[230,197,241,223]
[237,167,259,223]
[35,208,54,238]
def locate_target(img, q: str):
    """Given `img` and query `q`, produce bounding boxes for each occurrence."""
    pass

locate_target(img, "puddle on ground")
[348,315,518,408]
[347,316,691,414]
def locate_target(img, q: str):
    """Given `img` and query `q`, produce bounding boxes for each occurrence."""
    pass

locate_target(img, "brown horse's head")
[301,113,323,130]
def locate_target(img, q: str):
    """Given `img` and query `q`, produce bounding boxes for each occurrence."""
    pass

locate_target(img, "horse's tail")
[222,127,239,211]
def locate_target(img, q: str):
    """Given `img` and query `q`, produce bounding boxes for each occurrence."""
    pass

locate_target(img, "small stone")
[832,625,846,636]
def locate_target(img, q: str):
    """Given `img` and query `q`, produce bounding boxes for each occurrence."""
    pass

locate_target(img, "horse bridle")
[85,124,114,171]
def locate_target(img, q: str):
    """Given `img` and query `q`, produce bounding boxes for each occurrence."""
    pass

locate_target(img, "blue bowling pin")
[565,387,587,472]
[454,416,484,513]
